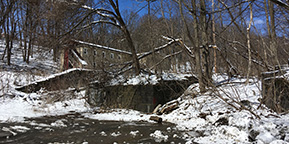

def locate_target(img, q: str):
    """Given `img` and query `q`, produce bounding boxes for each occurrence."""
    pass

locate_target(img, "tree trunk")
[109,0,141,75]
[53,22,59,62]
[268,0,279,67]
[23,5,29,62]
[178,0,205,92]
[212,0,217,73]
[200,0,212,90]
[246,3,253,84]
[191,0,205,92]
[123,27,141,74]
[5,13,11,65]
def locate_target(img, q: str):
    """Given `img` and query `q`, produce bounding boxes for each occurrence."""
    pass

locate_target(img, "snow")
[50,119,67,127]
[10,126,30,133]
[125,74,159,85]
[110,131,121,137]
[262,67,289,81]
[137,38,178,59]
[150,130,169,143]
[2,127,17,136]
[71,49,88,65]
[0,92,89,122]
[73,39,132,55]
[100,131,107,136]
[1,39,289,143]
[110,72,193,86]
[0,41,59,74]
[83,109,151,122]
[0,40,91,123]
[256,132,276,143]
[129,130,139,137]
[16,68,92,89]
[82,74,289,143]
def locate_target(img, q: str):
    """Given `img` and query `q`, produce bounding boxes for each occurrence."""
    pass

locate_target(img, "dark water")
[0,113,186,144]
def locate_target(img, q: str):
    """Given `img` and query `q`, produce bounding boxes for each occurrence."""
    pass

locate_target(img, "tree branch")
[82,20,121,29]
[270,0,289,10]
[150,50,183,70]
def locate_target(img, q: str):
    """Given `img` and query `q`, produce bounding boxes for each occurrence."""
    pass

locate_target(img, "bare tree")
[0,0,14,27]
[177,0,212,92]
[246,2,253,84]
[267,0,279,67]
[75,0,141,74]
[1,0,16,66]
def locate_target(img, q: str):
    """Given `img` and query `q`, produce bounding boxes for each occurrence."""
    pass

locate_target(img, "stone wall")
[16,69,97,93]
[261,68,289,113]
[86,77,197,112]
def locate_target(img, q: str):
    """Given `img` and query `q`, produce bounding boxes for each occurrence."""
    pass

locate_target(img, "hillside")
[1,40,289,143]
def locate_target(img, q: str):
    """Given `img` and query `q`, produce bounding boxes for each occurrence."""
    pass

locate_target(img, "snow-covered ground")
[0,40,90,122]
[1,40,289,143]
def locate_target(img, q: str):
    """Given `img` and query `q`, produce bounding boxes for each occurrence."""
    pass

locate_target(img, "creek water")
[0,113,186,144]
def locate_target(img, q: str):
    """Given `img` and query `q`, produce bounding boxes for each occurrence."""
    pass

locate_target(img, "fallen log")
[152,104,162,114]
[160,101,179,114]
[149,116,162,123]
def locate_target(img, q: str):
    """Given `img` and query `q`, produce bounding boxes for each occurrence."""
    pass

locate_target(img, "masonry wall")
[16,69,97,93]
[86,78,197,112]
[76,45,131,70]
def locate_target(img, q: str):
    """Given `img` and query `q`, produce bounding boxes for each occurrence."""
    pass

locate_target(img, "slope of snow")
[1,39,289,143]
[0,40,59,74]
[0,40,90,122]
[160,75,289,144]
[0,90,89,122]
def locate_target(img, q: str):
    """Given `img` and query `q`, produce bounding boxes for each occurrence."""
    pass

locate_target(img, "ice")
[111,131,121,137]
[50,119,67,127]
[129,130,139,137]
[100,131,107,136]
[10,126,30,133]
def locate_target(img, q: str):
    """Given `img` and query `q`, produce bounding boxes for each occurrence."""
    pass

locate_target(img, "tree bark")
[246,3,253,84]
[200,0,212,90]
[268,0,279,67]
[178,0,206,92]
[212,0,217,73]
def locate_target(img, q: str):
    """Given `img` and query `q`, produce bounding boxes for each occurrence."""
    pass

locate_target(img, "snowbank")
[1,39,289,143]
[110,72,193,86]
[160,74,289,143]
[0,91,89,122]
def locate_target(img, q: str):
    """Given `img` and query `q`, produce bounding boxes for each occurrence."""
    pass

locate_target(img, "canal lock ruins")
[16,69,198,113]
[16,67,289,116]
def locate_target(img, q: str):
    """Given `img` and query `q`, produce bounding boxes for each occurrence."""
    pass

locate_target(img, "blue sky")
[118,0,147,15]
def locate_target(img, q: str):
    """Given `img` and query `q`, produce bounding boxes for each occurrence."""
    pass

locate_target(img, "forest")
[1,0,289,143]
[1,0,289,93]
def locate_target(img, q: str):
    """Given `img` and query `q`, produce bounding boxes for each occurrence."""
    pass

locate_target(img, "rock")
[214,117,228,126]
[284,133,289,142]
[0,131,13,138]
[149,116,162,123]
[249,129,260,142]
[240,100,251,108]
[199,112,210,119]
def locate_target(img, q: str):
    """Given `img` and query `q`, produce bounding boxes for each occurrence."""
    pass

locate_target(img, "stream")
[0,113,186,144]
